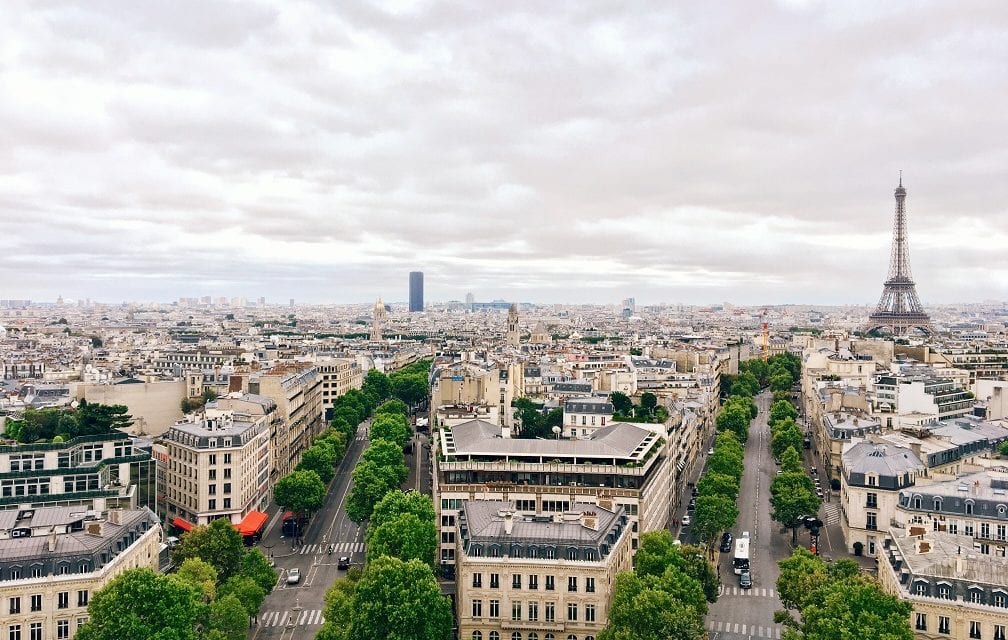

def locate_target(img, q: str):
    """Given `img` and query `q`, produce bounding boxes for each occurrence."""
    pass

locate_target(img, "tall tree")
[640,392,658,415]
[716,404,750,443]
[366,512,437,567]
[316,570,361,640]
[692,494,739,550]
[360,439,408,484]
[770,399,799,424]
[274,469,327,517]
[75,568,202,640]
[374,398,408,418]
[696,472,739,500]
[298,441,337,483]
[610,391,634,415]
[368,491,436,543]
[347,557,452,640]
[771,424,804,461]
[599,572,705,640]
[208,594,247,640]
[780,446,803,473]
[364,370,392,401]
[346,460,401,523]
[239,549,277,594]
[218,575,266,619]
[172,519,245,583]
[770,472,821,545]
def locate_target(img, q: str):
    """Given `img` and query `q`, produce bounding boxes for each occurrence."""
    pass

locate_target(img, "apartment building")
[0,506,161,640]
[0,432,154,513]
[455,500,632,640]
[433,420,671,569]
[246,363,323,477]
[314,357,363,415]
[841,442,926,557]
[563,398,615,439]
[878,528,1008,640]
[161,399,272,529]
[872,370,975,428]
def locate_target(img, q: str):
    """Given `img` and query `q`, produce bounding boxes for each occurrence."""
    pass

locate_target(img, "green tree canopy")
[610,391,634,415]
[697,472,739,500]
[170,557,218,602]
[75,568,202,640]
[390,373,428,407]
[274,469,327,516]
[640,392,658,415]
[692,494,739,548]
[347,460,401,524]
[371,413,411,450]
[771,424,804,461]
[716,403,750,443]
[770,472,821,544]
[368,491,436,542]
[316,569,362,640]
[298,441,337,483]
[770,399,799,424]
[599,572,706,640]
[172,519,245,583]
[366,512,437,567]
[707,449,744,483]
[374,398,408,418]
[347,557,452,640]
[364,370,392,401]
[208,594,247,640]
[239,549,277,594]
[218,575,266,618]
[360,439,408,483]
[780,446,803,473]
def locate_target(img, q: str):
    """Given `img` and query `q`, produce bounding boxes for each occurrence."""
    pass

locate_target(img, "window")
[866,512,877,531]
[223,454,231,464]
[567,602,578,621]
[938,585,952,600]
[529,574,538,590]
[568,576,577,592]
[511,634,521,640]
[223,482,231,494]
[472,632,483,640]
[970,590,984,604]
[28,624,40,640]
[545,575,555,591]
[58,592,69,609]
[545,602,555,622]
[970,621,982,639]
[209,484,216,495]
[866,492,878,508]
[472,599,482,618]
[489,600,499,618]
[9,625,21,640]
[30,595,41,612]
[512,601,522,621]
[983,523,991,539]
[967,501,975,515]
[997,625,1007,640]
[490,633,500,640]
[939,616,950,635]
[77,590,89,607]
[513,574,522,589]
[472,573,482,588]
[916,613,927,631]
[490,573,500,588]
[915,582,928,596]
[586,577,595,593]
[9,597,21,614]
[529,634,539,640]
[995,592,1008,608]
[567,635,577,640]
[223,498,231,509]
[57,621,69,640]
[586,604,596,622]
[528,602,538,621]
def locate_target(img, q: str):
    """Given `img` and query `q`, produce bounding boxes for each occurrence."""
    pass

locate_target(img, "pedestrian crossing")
[823,502,841,526]
[259,609,325,627]
[299,542,365,555]
[706,620,781,638]
[721,587,776,598]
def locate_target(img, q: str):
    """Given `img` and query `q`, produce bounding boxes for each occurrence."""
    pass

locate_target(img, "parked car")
[816,489,824,499]
[338,556,351,570]
[691,486,698,497]
[739,571,752,589]
[682,514,692,527]
[811,466,818,475]
[286,568,300,585]
[687,499,696,511]
[719,532,734,552]
[708,447,715,455]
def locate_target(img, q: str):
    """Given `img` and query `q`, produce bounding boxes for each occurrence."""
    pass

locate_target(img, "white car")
[682,514,692,527]
[286,568,300,585]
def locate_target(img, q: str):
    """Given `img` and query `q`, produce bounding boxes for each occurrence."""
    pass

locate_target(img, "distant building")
[455,500,632,640]
[0,506,161,640]
[409,271,424,312]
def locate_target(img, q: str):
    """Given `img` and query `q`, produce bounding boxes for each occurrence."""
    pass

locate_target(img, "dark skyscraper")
[409,271,424,311]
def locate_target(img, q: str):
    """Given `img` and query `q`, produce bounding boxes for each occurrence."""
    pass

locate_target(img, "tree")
[770,472,821,545]
[776,548,830,610]
[390,373,427,407]
[368,491,436,542]
[74,568,202,640]
[219,575,266,618]
[634,530,682,578]
[239,549,277,594]
[999,440,1008,458]
[298,442,337,483]
[370,413,411,449]
[707,449,744,483]
[780,446,802,473]
[696,472,739,500]
[770,372,793,392]
[374,398,408,418]
[366,512,437,567]
[731,371,760,397]
[208,594,247,640]
[692,494,739,550]
[317,569,361,640]
[347,557,452,640]
[770,399,798,424]
[360,439,408,484]
[364,370,392,401]
[714,429,744,459]
[274,469,327,517]
[170,557,218,602]
[172,519,245,583]
[599,572,705,640]
[676,544,720,603]
[610,391,634,415]
[640,392,658,415]
[347,460,401,523]
[716,404,750,443]
[771,424,804,461]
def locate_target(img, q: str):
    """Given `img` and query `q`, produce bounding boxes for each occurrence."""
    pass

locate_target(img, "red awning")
[172,517,195,532]
[236,511,269,536]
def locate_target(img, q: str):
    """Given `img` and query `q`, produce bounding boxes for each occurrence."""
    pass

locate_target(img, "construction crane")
[761,310,769,362]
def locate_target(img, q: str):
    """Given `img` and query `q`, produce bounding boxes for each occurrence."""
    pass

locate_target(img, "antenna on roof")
[898,170,903,187]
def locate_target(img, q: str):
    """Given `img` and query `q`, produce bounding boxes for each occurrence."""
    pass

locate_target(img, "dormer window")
[934,498,942,513]
[966,501,975,515]
[913,496,922,510]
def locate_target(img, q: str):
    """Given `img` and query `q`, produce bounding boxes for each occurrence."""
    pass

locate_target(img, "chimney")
[503,511,514,535]
[581,511,598,531]
[47,530,58,552]
[86,522,103,537]
[107,510,120,525]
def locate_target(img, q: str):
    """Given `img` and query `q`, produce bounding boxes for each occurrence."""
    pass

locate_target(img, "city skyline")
[1,2,1006,305]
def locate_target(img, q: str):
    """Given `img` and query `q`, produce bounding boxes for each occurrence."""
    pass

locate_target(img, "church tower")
[371,298,386,342]
[506,303,520,347]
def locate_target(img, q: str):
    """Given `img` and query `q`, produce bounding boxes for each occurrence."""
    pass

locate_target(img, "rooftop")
[442,419,659,462]
[888,528,1008,586]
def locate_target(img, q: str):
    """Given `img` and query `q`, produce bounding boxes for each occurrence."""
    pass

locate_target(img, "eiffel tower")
[865,173,934,335]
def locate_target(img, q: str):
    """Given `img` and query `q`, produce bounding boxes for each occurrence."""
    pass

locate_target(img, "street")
[250,421,372,640]
[704,391,792,640]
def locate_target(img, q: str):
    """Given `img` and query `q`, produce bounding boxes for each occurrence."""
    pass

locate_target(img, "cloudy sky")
[1,1,1006,306]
